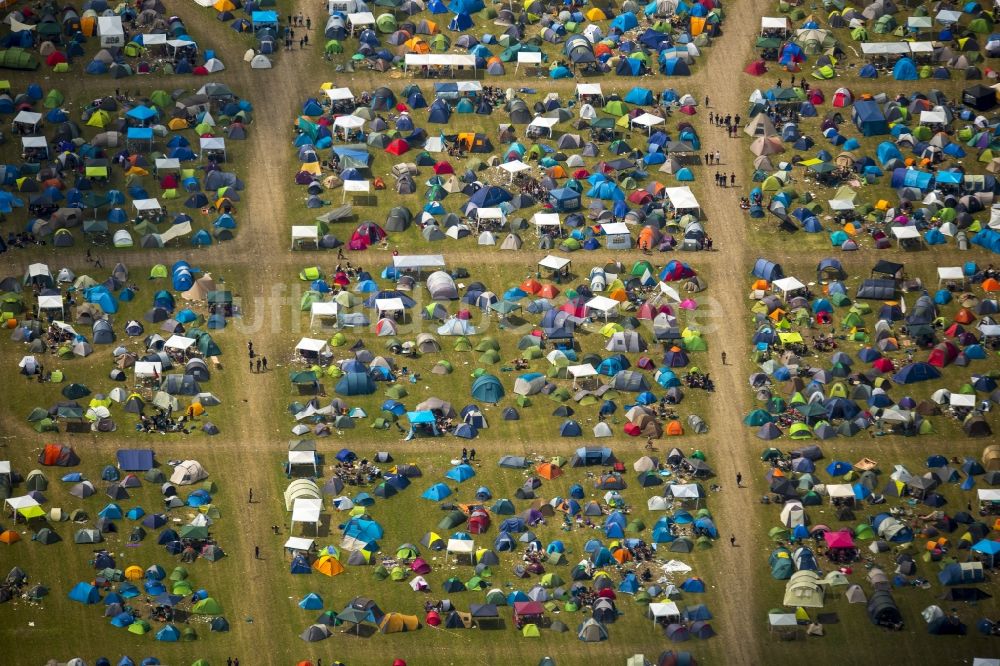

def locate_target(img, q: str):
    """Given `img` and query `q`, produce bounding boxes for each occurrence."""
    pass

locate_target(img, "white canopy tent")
[134,361,162,379]
[342,179,370,203]
[772,276,806,298]
[648,602,681,625]
[290,497,322,534]
[538,254,571,275]
[532,212,561,232]
[283,536,315,554]
[37,294,64,317]
[324,87,355,101]
[585,295,619,321]
[631,112,665,134]
[950,393,977,408]
[891,225,921,246]
[155,158,180,171]
[514,51,542,73]
[528,116,559,137]
[291,225,319,250]
[347,11,375,34]
[393,254,445,270]
[498,159,531,183]
[309,302,338,328]
[375,297,405,319]
[937,266,964,285]
[404,54,477,72]
[295,337,330,357]
[288,450,318,476]
[576,83,603,101]
[663,187,700,215]
[476,207,504,223]
[446,538,475,562]
[164,335,196,351]
[199,137,226,159]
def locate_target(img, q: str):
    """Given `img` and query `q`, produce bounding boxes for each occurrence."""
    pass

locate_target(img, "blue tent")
[155,625,180,641]
[422,482,452,501]
[624,87,653,105]
[893,57,918,80]
[68,582,101,604]
[336,372,375,395]
[611,11,638,31]
[752,258,783,281]
[852,100,888,136]
[680,577,705,593]
[446,463,476,482]
[560,420,582,436]
[892,362,941,384]
[290,554,311,573]
[299,592,324,610]
[859,63,878,78]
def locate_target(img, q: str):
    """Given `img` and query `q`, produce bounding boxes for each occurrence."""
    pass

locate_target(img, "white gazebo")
[309,302,338,328]
[498,159,531,183]
[514,50,542,73]
[538,254,571,277]
[37,294,64,319]
[568,363,597,389]
[446,538,475,563]
[631,112,665,135]
[585,295,619,321]
[291,497,322,534]
[295,337,331,359]
[288,450,319,476]
[291,225,319,250]
[648,602,681,626]
[375,297,405,320]
[528,116,559,138]
[347,11,375,35]
[772,276,806,299]
[937,266,965,286]
[342,179,370,203]
[891,225,922,247]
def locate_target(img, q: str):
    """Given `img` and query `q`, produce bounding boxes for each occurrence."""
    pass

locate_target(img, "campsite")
[0,0,1000,664]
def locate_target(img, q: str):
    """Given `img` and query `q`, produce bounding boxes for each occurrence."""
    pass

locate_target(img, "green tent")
[192,597,222,614]
[43,89,64,109]
[0,48,39,70]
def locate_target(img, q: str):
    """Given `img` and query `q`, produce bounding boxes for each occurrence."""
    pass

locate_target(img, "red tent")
[744,59,767,76]
[385,138,410,155]
[46,51,67,66]
[433,161,454,174]
[823,530,855,549]
[872,357,895,373]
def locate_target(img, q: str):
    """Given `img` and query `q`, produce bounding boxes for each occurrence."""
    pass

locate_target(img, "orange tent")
[421,20,439,33]
[983,278,1000,292]
[405,37,429,54]
[594,43,612,57]
[546,165,567,178]
[520,278,542,294]
[612,548,633,563]
[751,279,769,290]
[313,555,345,577]
[638,227,655,249]
[608,288,628,302]
[538,284,560,299]
[690,16,706,36]
[536,462,563,480]
[0,530,20,544]
[954,308,975,324]
[665,421,684,436]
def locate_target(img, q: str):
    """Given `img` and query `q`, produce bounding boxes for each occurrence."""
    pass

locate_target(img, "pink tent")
[679,299,698,310]
[824,530,855,549]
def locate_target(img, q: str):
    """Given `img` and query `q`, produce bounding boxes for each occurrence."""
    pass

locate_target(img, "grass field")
[2,0,1000,663]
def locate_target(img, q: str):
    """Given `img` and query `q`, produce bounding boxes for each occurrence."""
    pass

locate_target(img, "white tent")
[134,361,162,378]
[393,254,445,270]
[528,116,559,138]
[585,295,619,320]
[663,187,700,215]
[295,337,330,358]
[648,602,681,625]
[169,460,207,485]
[375,298,404,319]
[498,159,531,183]
[310,302,338,328]
[324,87,355,101]
[631,112,665,134]
[446,538,475,561]
[291,225,319,250]
[291,497,323,534]
[164,335,196,352]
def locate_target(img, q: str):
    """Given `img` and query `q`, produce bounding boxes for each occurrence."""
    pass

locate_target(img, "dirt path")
[676,2,771,663]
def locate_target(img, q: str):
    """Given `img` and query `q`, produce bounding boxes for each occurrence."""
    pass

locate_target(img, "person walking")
[704,95,710,107]
[713,149,720,164]
[256,358,262,373]
[721,351,727,365]
[730,535,737,547]
[730,172,736,187]
[262,357,268,371]
[248,488,254,503]
[254,545,260,559]
[736,472,743,487]
[249,359,253,373]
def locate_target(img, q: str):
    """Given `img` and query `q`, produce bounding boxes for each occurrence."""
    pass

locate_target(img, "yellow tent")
[213,0,235,10]
[86,110,110,128]
[313,555,345,577]
[585,7,606,20]
[300,161,322,175]
[125,565,144,581]
[168,117,189,130]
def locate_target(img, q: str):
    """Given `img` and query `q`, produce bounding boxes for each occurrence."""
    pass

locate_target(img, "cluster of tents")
[742,84,1000,253]
[8,261,229,435]
[287,257,712,440]
[746,257,999,441]
[748,3,997,82]
[320,0,724,76]
[0,80,249,251]
[293,84,712,253]
[3,2,223,78]
[765,442,1000,633]
[281,445,721,645]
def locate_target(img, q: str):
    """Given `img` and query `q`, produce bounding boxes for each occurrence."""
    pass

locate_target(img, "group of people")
[137,408,192,434]
[331,458,383,486]
[248,340,269,373]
